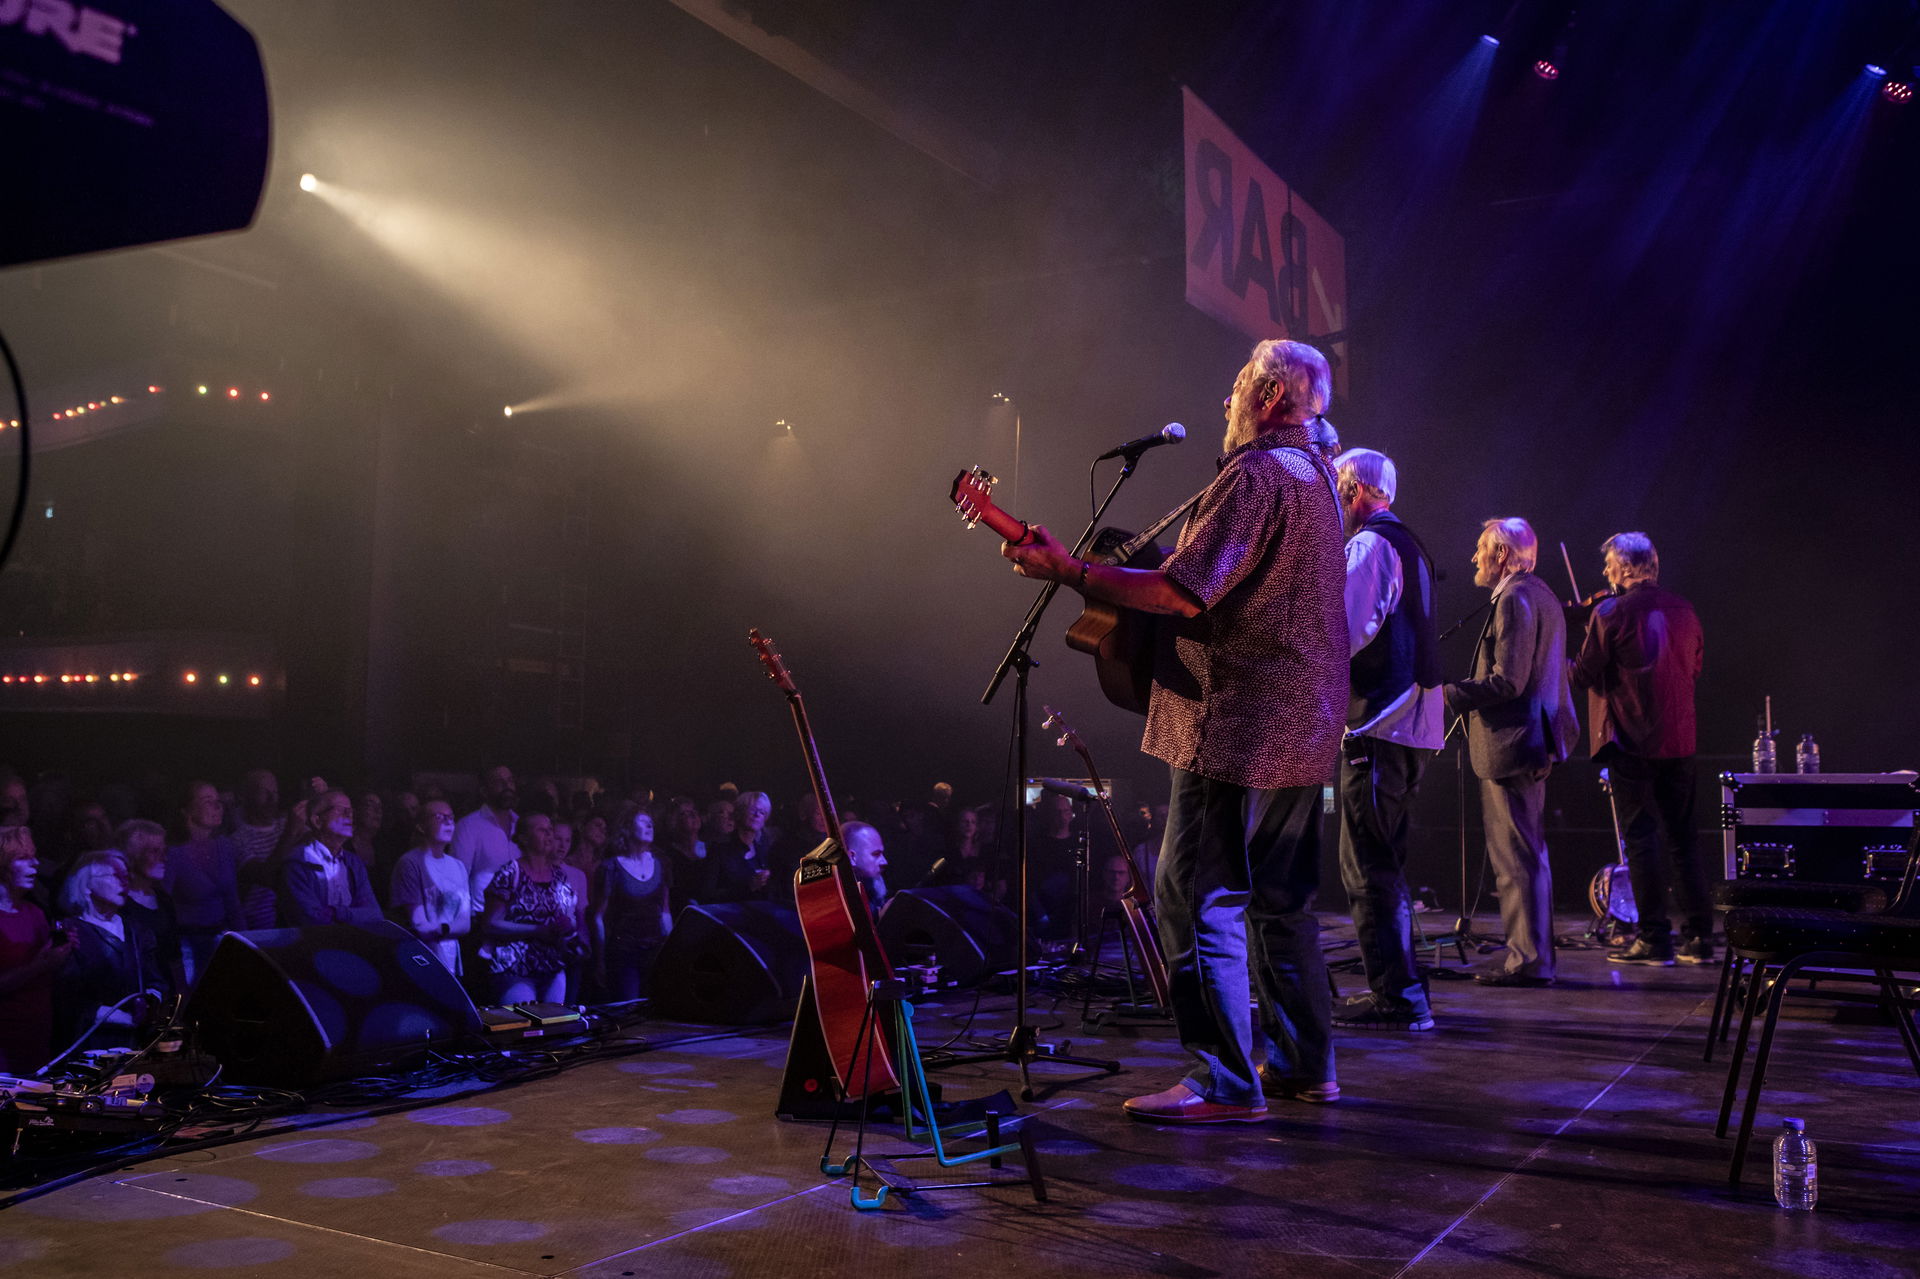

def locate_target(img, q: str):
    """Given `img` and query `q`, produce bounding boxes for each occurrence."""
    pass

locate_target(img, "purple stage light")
[1883,81,1912,105]
[1533,58,1560,80]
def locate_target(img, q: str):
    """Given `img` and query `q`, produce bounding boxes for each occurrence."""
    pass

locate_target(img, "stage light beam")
[299,173,319,193]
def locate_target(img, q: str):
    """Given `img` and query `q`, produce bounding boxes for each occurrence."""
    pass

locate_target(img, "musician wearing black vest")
[1329,449,1447,1031]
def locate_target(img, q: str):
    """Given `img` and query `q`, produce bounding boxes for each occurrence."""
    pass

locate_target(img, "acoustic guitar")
[949,467,1186,715]
[1042,705,1170,1010]
[749,629,899,1101]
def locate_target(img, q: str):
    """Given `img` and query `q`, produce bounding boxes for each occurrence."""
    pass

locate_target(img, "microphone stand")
[1423,601,1505,968]
[949,449,1156,1100]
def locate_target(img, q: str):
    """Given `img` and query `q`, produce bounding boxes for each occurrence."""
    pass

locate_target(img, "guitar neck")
[969,497,1029,547]
[783,692,845,848]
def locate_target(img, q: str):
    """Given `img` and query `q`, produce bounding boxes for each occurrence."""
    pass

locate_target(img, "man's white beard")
[1222,399,1263,453]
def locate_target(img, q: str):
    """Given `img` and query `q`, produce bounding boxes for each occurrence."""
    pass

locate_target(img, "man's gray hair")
[1333,448,1396,502]
[1602,531,1659,582]
[1481,517,1539,573]
[1250,339,1332,423]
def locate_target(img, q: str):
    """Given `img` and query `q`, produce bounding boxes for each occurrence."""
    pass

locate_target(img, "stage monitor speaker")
[649,902,808,1025]
[183,921,481,1088]
[878,886,1021,987]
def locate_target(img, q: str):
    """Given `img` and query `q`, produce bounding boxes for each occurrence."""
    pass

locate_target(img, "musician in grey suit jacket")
[1444,518,1581,985]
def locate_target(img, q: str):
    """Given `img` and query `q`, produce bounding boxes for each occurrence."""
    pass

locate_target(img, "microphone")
[1095,422,1185,461]
[1037,779,1100,802]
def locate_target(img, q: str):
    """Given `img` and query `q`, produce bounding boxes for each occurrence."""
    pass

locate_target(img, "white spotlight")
[298,173,319,193]
[503,405,514,418]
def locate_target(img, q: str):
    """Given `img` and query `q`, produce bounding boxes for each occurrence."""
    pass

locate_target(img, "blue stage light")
[1865,63,1888,78]
[1480,34,1499,48]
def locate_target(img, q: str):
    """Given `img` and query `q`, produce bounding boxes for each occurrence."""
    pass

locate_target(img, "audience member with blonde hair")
[56,850,169,1054]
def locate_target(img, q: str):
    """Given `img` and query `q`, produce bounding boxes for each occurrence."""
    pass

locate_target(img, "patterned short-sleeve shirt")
[1140,423,1348,790]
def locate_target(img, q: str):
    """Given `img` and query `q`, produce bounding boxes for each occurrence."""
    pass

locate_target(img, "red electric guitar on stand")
[751,629,900,1118]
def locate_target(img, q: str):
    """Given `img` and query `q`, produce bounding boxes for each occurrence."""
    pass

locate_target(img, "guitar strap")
[1125,444,1340,558]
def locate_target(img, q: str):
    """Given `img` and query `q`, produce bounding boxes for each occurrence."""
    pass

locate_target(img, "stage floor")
[7,918,1918,1278]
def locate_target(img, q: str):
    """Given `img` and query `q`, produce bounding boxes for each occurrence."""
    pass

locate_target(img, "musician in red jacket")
[1571,532,1711,967]
[1003,339,1348,1123]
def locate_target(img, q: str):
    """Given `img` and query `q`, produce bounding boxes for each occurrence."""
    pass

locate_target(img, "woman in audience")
[346,790,383,873]
[165,780,244,982]
[591,806,674,1002]
[476,811,578,1005]
[387,800,468,974]
[569,812,609,875]
[0,826,71,1074]
[278,790,382,927]
[660,796,709,911]
[548,818,591,995]
[55,850,168,1054]
[116,819,183,991]
[549,818,575,873]
[925,805,994,893]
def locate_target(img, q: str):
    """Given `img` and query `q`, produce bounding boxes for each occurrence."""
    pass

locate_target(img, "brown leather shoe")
[1256,1063,1340,1104]
[1122,1082,1268,1124]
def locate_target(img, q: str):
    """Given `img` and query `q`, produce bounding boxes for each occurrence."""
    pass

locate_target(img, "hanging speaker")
[182,922,481,1087]
[877,886,1021,987]
[649,902,808,1024]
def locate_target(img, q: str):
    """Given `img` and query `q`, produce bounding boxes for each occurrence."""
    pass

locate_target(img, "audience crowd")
[0,762,1164,1078]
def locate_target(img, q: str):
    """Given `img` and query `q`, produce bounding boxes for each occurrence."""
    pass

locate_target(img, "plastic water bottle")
[1751,725,1777,775]
[1773,1117,1818,1210]
[1795,733,1821,774]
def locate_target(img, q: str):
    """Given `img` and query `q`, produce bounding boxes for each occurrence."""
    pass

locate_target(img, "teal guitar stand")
[820,977,1047,1210]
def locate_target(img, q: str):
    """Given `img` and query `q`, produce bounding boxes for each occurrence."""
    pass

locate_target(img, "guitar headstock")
[949,466,998,530]
[748,628,800,698]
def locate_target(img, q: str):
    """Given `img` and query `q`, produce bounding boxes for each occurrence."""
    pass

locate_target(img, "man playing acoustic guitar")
[1001,339,1347,1123]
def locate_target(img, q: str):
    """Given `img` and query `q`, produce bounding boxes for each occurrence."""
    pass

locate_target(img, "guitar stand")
[1081,904,1171,1026]
[820,977,1048,1210]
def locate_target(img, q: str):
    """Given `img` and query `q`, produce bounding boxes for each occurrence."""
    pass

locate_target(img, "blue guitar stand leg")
[818,995,880,1183]
[843,979,1047,1210]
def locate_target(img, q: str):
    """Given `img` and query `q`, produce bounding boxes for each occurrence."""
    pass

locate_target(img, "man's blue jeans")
[1154,767,1335,1106]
